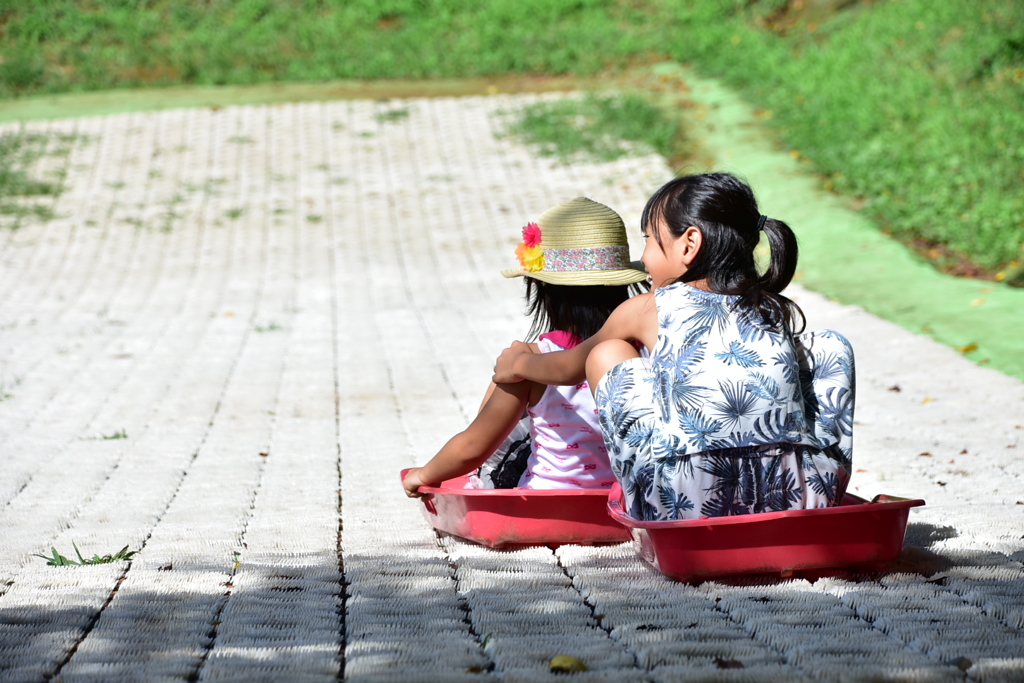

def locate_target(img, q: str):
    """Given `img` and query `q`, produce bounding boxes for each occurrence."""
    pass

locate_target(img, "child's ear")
[680,226,703,266]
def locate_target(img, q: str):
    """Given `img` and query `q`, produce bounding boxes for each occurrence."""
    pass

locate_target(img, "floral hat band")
[501,197,647,286]
[543,245,631,272]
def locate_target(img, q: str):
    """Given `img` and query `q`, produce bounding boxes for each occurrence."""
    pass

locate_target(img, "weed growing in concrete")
[0,130,88,228]
[35,543,137,566]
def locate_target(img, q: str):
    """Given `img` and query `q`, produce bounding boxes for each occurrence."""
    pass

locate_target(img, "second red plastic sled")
[606,483,925,582]
[401,469,631,548]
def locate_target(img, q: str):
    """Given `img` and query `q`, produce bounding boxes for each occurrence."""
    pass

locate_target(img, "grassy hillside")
[1,0,1021,276]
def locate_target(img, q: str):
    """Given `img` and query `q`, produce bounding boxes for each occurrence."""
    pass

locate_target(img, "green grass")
[504,93,680,163]
[673,0,1024,276]
[1,0,1021,272]
[0,1,662,94]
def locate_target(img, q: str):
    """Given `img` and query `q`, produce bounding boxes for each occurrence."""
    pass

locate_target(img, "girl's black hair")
[641,172,805,333]
[523,279,648,342]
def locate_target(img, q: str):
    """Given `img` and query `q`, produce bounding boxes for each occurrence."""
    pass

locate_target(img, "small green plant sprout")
[227,135,254,144]
[35,542,138,566]
[374,107,411,124]
[80,428,128,440]
[225,207,245,220]
[306,214,322,223]
[0,375,22,401]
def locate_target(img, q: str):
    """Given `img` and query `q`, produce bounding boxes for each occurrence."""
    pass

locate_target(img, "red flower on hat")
[522,222,542,247]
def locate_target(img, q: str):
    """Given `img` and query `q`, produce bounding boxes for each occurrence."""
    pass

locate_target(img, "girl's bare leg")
[586,339,641,396]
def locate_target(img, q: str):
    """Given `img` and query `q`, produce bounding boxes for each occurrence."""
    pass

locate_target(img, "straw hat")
[501,197,647,286]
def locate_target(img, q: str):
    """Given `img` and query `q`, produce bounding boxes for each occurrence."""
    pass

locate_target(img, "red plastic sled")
[401,469,631,548]
[606,483,925,582]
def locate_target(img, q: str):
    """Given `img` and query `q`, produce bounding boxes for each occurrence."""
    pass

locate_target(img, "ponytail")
[752,216,804,333]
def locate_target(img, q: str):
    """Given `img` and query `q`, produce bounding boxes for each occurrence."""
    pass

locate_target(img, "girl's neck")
[676,278,711,292]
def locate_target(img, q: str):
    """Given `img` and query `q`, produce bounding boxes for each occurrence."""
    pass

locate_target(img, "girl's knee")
[587,339,640,391]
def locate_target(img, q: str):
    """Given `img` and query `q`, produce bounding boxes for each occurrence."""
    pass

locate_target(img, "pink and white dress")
[517,331,618,490]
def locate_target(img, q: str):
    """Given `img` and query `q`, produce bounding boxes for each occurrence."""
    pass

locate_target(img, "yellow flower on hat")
[515,243,545,272]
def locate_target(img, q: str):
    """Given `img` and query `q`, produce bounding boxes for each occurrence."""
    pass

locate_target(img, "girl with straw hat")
[403,197,647,497]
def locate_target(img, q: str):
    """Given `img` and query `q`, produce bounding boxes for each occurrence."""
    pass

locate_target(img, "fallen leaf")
[958,343,978,354]
[919,452,932,457]
[936,481,947,487]
[550,655,587,673]
[887,385,902,392]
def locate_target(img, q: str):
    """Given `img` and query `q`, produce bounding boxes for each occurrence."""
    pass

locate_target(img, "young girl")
[494,173,854,520]
[403,197,648,498]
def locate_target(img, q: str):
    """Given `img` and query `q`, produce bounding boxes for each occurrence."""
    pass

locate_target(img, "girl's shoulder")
[656,282,788,341]
[656,281,736,302]
[655,281,740,314]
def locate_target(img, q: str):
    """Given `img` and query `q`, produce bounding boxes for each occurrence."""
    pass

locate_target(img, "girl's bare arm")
[403,380,535,498]
[476,344,539,413]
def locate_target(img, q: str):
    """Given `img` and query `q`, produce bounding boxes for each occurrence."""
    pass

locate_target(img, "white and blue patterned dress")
[595,282,855,521]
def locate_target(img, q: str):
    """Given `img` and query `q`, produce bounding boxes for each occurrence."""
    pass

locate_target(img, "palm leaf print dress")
[595,282,855,521]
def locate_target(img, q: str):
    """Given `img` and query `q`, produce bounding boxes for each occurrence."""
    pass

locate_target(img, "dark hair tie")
[756,214,768,232]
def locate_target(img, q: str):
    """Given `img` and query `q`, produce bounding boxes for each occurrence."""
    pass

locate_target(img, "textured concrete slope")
[0,95,1021,682]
